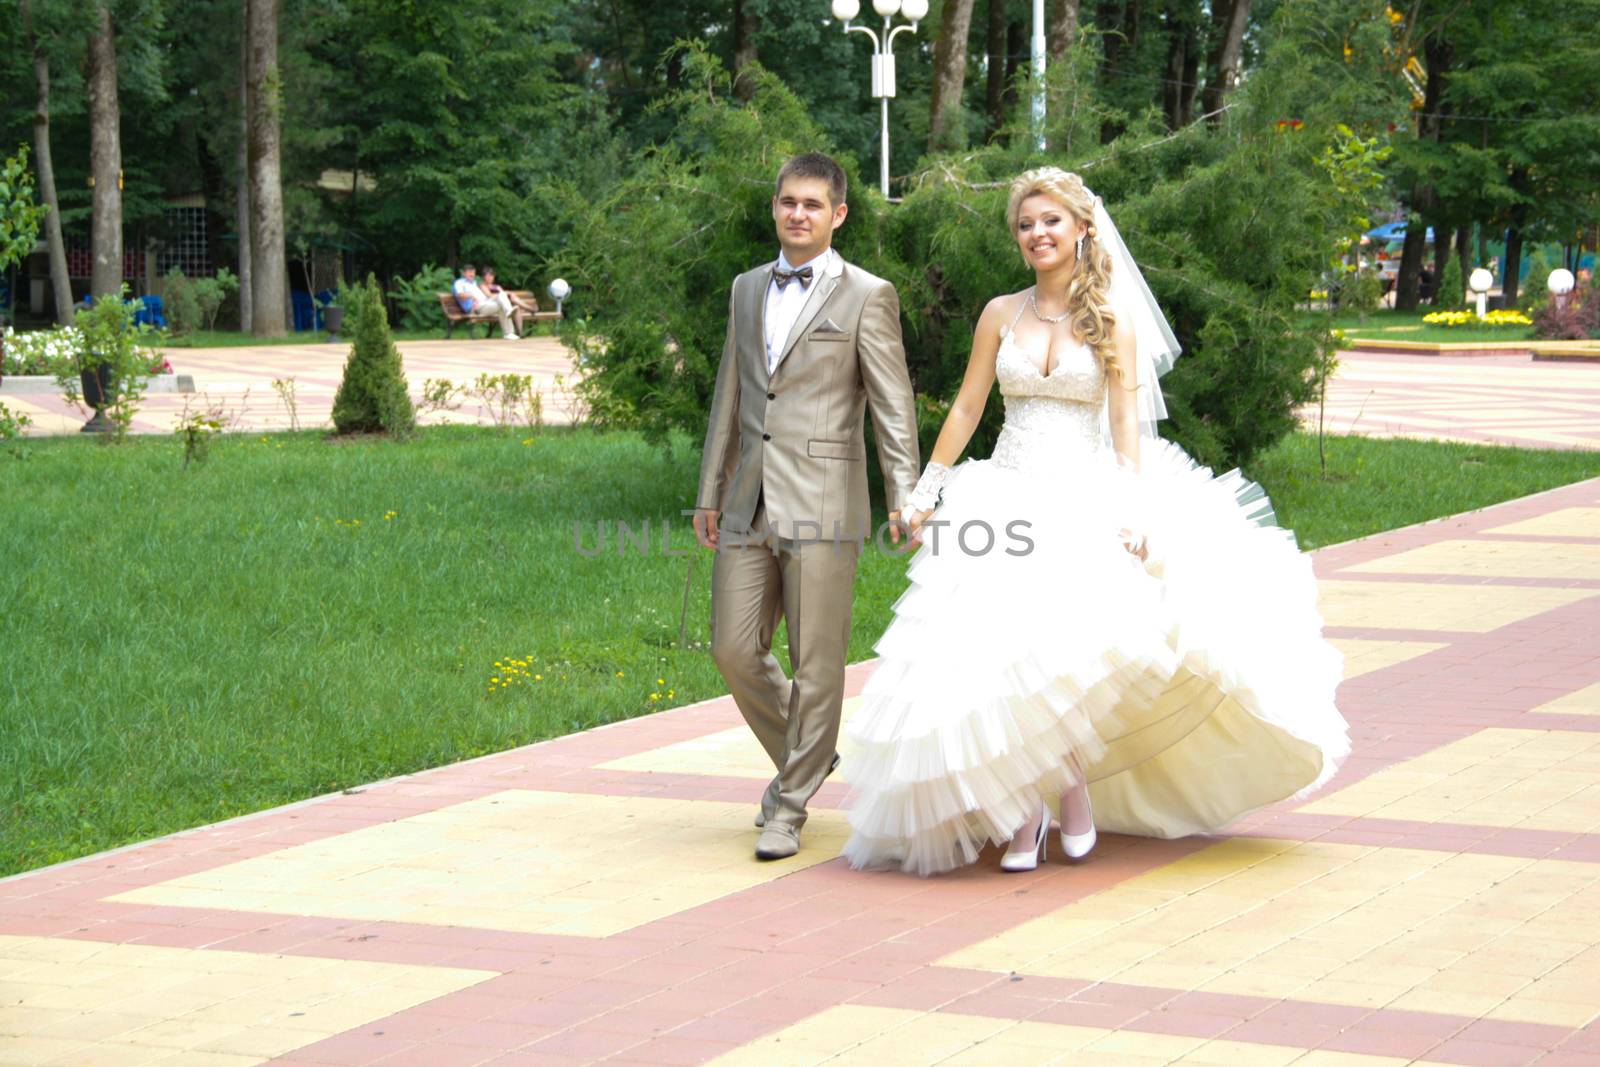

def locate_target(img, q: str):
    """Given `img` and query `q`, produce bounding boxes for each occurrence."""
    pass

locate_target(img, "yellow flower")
[615,671,624,677]
[656,678,665,685]
[535,674,543,681]
[650,693,660,701]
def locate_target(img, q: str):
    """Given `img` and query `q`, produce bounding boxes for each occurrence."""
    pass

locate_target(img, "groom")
[692,152,921,861]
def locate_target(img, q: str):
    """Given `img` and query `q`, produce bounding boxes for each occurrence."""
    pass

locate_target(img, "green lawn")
[3,426,1597,877]
[1311,307,1537,345]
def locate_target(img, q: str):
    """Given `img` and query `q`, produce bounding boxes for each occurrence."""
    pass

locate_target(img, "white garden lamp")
[1549,268,1575,309]
[548,278,571,317]
[830,0,926,199]
[1469,267,1494,319]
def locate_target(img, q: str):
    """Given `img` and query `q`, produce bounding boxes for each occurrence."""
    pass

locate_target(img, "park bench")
[437,291,562,339]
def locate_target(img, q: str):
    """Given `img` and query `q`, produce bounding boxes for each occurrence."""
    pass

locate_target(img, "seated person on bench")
[452,263,520,340]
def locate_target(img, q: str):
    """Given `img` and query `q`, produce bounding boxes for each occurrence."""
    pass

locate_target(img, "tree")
[1,145,47,273]
[236,17,253,333]
[1201,0,1253,121]
[21,0,73,322]
[1049,0,1082,56]
[245,0,287,336]
[86,3,122,299]
[929,0,979,150]
[331,275,414,435]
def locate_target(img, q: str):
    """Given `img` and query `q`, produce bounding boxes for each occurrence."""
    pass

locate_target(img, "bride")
[842,167,1349,876]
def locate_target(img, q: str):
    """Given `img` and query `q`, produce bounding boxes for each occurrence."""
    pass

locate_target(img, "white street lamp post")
[1548,268,1575,310]
[1031,0,1046,150]
[1468,268,1494,320]
[831,0,928,200]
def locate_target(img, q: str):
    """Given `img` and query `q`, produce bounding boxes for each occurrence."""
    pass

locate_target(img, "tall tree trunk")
[985,0,1009,140]
[1004,18,1025,104]
[246,0,287,337]
[1502,177,1530,307]
[732,0,758,101]
[1200,0,1251,121]
[1048,0,1081,57]
[1178,17,1200,125]
[23,0,74,321]
[931,2,978,151]
[1453,225,1471,305]
[1396,35,1448,311]
[929,0,978,151]
[236,18,253,332]
[1160,5,1188,130]
[86,4,122,300]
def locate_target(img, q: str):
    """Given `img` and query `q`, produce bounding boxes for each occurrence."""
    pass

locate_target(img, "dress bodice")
[991,326,1108,474]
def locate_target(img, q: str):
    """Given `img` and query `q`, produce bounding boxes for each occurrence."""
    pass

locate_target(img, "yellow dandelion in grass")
[668,690,675,698]
[522,438,535,446]
[656,678,665,686]
[616,671,624,678]
[649,693,661,702]
[534,674,543,681]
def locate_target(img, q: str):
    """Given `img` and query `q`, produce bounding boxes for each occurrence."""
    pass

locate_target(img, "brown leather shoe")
[755,752,841,828]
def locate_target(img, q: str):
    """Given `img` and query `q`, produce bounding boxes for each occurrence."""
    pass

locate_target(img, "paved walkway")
[4,338,583,436]
[1313,352,1600,450]
[4,480,1600,1066]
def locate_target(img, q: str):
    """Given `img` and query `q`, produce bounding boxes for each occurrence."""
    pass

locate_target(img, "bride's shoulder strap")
[1001,289,1029,337]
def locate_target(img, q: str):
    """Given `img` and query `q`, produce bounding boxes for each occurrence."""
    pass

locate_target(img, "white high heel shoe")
[1059,786,1097,861]
[1000,801,1050,872]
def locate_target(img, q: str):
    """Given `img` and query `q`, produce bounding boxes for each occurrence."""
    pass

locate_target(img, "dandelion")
[615,671,624,677]
[650,693,660,702]
[534,674,543,681]
[657,678,665,686]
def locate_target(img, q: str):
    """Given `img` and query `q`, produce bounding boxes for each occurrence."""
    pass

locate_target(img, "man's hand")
[886,509,903,545]
[693,508,720,550]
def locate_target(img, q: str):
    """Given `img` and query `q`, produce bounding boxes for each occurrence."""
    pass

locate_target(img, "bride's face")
[1015,194,1087,273]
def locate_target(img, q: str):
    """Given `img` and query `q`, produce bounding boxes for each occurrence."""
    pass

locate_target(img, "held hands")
[693,508,720,549]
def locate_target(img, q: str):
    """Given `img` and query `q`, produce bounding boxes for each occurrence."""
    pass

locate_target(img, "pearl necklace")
[1028,286,1070,324]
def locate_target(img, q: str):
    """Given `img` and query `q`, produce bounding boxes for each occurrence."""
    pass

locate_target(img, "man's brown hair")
[775,152,847,209]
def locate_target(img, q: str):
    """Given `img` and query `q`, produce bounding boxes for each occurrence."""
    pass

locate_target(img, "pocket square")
[815,318,845,333]
[811,318,850,340]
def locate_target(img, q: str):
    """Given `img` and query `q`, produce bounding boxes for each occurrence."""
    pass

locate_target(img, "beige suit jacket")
[696,252,921,542]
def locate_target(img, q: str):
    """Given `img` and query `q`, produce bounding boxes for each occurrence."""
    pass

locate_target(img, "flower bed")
[2,325,170,377]
[1422,309,1533,328]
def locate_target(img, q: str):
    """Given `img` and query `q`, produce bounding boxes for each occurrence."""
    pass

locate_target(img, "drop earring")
[1075,234,1084,260]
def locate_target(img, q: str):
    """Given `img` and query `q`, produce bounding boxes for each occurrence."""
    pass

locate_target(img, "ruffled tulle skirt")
[842,440,1349,876]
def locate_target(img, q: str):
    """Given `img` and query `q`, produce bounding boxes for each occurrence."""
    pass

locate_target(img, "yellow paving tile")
[1317,579,1592,633]
[1328,639,1448,679]
[708,1007,1431,1067]
[602,698,862,779]
[1533,682,1600,716]
[937,838,1600,1027]
[0,935,492,1065]
[1349,539,1600,580]
[112,791,848,937]
[1483,507,1600,538]
[1301,728,1600,833]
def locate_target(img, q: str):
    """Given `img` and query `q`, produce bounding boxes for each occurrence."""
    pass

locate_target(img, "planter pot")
[80,364,116,434]
[323,305,345,341]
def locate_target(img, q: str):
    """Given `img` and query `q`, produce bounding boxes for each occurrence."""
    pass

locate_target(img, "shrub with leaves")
[388,264,455,331]
[1436,255,1464,309]
[1532,291,1600,340]
[162,268,202,336]
[332,275,416,436]
[558,36,1367,471]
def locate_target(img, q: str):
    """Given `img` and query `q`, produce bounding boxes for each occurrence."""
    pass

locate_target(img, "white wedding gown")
[842,325,1350,876]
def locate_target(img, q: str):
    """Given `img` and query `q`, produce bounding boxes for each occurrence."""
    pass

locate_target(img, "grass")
[1310,307,1537,345]
[3,425,1598,877]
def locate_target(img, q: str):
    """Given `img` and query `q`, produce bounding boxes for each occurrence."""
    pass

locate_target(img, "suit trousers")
[710,496,861,833]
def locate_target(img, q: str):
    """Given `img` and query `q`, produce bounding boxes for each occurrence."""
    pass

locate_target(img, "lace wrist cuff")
[905,461,954,514]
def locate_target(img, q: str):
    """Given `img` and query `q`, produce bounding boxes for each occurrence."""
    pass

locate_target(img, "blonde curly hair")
[1006,167,1122,380]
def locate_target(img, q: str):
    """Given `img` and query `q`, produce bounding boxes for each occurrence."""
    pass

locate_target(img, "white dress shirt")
[764,248,834,376]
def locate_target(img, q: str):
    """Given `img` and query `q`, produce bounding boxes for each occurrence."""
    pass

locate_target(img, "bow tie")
[773,264,813,289]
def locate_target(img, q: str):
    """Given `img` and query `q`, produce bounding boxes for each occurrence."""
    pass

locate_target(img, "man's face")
[772,176,847,263]
[463,268,477,281]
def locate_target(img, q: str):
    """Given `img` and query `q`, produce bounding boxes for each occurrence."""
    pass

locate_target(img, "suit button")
[767,392,775,400]
[762,433,772,441]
